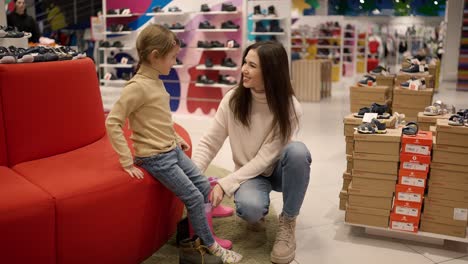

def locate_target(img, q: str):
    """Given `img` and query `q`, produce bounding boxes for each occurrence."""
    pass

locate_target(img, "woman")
[192,41,311,264]
[7,0,40,42]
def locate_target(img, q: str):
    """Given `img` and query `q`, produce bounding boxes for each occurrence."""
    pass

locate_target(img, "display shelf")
[196,28,239,32]
[100,79,127,85]
[169,29,185,33]
[196,48,240,51]
[99,63,134,68]
[194,11,239,15]
[195,83,236,88]
[106,14,140,18]
[195,65,239,71]
[250,32,285,36]
[105,31,132,35]
[145,12,188,16]
[346,222,468,245]
[172,65,184,69]
[249,16,285,21]
[99,47,133,51]
[317,36,341,39]
[317,45,340,49]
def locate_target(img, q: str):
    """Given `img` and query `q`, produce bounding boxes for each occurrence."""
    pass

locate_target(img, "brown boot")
[270,214,296,264]
[179,236,223,264]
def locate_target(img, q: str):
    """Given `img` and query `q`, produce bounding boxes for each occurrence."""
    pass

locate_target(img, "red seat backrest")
[0,59,106,166]
[0,91,7,166]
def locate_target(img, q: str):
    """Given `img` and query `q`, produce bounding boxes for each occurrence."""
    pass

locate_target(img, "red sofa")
[0,59,185,264]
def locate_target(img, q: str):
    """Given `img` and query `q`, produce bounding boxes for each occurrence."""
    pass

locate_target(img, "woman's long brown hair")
[229,41,297,143]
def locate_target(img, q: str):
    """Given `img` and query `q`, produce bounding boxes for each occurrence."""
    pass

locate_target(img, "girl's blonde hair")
[136,24,180,69]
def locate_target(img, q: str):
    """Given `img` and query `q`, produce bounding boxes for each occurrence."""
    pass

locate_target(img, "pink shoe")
[212,204,234,218]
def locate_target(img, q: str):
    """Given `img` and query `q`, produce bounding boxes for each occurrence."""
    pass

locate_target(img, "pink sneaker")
[212,204,234,218]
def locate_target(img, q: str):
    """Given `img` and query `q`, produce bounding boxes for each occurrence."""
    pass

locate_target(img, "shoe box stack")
[389,131,432,233]
[375,74,396,97]
[345,129,402,228]
[428,59,441,92]
[349,85,392,113]
[417,112,451,131]
[291,59,332,102]
[420,119,468,238]
[392,86,434,122]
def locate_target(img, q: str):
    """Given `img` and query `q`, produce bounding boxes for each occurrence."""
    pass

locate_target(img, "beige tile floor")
[173,78,468,264]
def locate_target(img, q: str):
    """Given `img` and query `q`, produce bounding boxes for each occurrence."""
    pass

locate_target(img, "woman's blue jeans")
[136,146,215,246]
[234,141,311,223]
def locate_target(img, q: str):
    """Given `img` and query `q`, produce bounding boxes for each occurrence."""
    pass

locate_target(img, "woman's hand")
[210,184,225,207]
[178,140,191,151]
[124,165,144,179]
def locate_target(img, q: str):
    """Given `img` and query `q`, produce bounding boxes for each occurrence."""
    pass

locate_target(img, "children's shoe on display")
[255,21,267,32]
[152,6,163,12]
[219,75,237,85]
[197,75,215,84]
[400,78,425,90]
[226,40,240,48]
[221,20,240,29]
[369,65,389,75]
[358,75,376,86]
[199,20,215,29]
[269,20,283,32]
[201,4,211,12]
[221,2,236,12]
[205,58,214,68]
[267,5,277,17]
[210,40,224,48]
[401,63,428,74]
[168,6,182,12]
[221,58,237,67]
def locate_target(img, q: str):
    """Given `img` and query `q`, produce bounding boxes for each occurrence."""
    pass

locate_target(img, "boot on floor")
[270,213,297,264]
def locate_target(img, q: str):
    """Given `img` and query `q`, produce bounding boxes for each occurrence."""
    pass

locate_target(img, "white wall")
[443,0,463,81]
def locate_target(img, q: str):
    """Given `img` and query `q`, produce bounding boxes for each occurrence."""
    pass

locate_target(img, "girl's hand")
[178,140,191,151]
[210,184,225,207]
[124,165,144,179]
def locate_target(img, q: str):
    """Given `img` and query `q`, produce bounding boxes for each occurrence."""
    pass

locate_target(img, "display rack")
[458,1,468,91]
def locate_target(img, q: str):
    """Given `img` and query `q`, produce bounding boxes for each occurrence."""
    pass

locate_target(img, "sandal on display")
[402,122,419,136]
[353,107,371,118]
[371,118,387,134]
[423,105,442,116]
[356,122,375,134]
[448,114,465,126]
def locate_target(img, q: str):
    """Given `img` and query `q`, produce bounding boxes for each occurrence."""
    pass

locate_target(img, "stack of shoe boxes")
[417,112,451,131]
[376,75,396,100]
[392,86,434,122]
[421,119,468,238]
[340,114,397,210]
[349,85,392,113]
[390,131,432,232]
[345,129,401,228]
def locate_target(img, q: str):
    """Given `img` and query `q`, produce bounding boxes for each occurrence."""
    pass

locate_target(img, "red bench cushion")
[0,166,55,264]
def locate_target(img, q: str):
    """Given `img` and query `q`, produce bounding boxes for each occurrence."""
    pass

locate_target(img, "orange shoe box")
[398,169,428,188]
[401,131,433,148]
[400,153,431,173]
[390,213,420,232]
[393,200,423,218]
[395,184,425,203]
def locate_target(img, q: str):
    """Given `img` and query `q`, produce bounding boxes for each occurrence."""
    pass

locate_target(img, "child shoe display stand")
[97,0,246,115]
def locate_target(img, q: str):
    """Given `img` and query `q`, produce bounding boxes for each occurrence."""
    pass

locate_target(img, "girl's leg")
[138,150,214,246]
[175,146,211,202]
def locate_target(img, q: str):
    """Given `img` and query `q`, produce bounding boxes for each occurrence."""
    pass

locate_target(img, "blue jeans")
[234,142,311,223]
[135,147,215,246]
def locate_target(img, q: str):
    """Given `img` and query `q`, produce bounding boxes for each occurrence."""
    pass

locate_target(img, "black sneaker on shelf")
[197,75,215,84]
[210,40,224,48]
[152,6,163,12]
[358,75,376,86]
[253,5,262,16]
[107,9,119,15]
[401,64,428,73]
[267,5,277,17]
[221,2,236,12]
[205,58,214,67]
[176,58,183,65]
[255,21,267,32]
[226,39,240,48]
[179,40,187,48]
[221,58,237,67]
[112,41,124,48]
[170,23,185,30]
[369,65,388,75]
[197,40,212,48]
[100,40,111,47]
[168,6,182,12]
[201,4,210,12]
[199,20,215,29]
[219,75,237,85]
[221,20,239,29]
[269,20,283,32]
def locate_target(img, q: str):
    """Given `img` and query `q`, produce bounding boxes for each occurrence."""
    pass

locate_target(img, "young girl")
[105,24,242,264]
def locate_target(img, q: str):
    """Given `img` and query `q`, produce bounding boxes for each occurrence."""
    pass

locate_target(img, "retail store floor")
[173,79,468,264]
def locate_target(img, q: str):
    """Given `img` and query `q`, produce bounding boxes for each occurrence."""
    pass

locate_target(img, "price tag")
[404,144,430,155]
[392,221,415,232]
[419,65,425,72]
[104,72,112,80]
[454,208,468,221]
[362,113,378,123]
[396,206,419,217]
[402,162,427,171]
[401,176,425,188]
[121,57,129,64]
